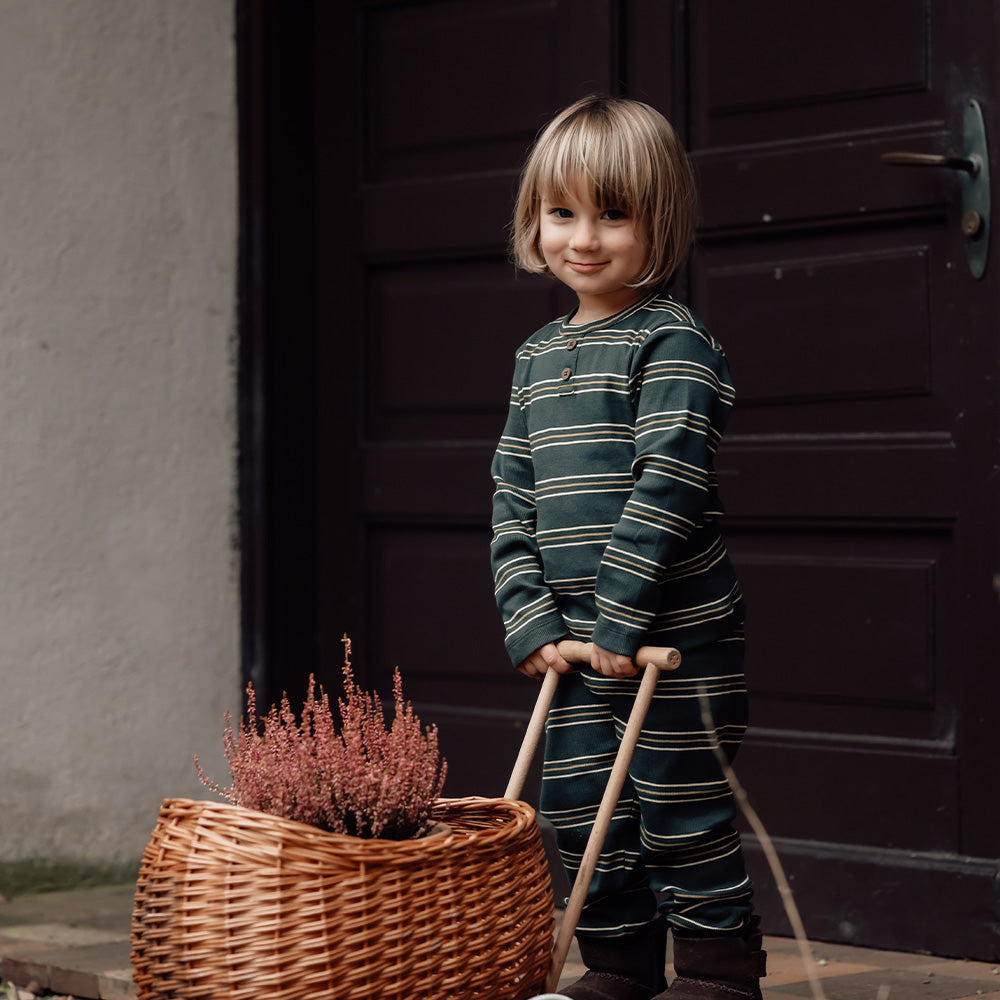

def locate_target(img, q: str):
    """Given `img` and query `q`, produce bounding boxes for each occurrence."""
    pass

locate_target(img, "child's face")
[538,185,649,323]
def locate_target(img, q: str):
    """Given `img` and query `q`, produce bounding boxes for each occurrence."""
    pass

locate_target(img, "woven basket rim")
[156,795,536,852]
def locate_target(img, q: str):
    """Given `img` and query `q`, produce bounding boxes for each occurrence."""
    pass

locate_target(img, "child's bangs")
[537,124,645,212]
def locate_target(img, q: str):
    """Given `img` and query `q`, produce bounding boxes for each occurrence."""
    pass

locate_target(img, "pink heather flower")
[196,636,447,839]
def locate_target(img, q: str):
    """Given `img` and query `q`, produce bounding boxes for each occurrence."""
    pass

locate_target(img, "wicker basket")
[131,796,555,1000]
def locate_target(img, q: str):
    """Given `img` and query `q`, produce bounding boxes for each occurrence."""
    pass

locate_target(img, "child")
[490,95,766,1000]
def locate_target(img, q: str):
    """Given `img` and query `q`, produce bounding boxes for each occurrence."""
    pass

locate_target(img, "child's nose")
[569,219,599,250]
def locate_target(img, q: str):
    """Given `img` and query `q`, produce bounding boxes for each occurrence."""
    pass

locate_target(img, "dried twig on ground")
[698,689,829,1000]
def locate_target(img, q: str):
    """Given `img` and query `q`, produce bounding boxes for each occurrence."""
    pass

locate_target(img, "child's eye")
[549,207,574,219]
[602,208,628,221]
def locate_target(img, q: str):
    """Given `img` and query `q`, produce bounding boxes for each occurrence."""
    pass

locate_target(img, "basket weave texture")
[131,796,555,1000]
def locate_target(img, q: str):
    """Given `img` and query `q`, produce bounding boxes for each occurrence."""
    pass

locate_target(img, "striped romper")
[490,288,754,938]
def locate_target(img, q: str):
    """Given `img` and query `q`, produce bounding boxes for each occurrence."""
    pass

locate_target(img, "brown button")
[560,367,572,381]
[566,338,579,351]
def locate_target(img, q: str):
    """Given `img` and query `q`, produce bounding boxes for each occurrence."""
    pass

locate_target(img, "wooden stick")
[501,642,682,992]
[557,639,681,672]
[698,691,829,1000]
[545,662,663,993]
[504,668,560,801]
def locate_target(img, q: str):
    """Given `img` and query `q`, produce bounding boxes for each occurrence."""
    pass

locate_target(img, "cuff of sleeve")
[505,614,569,669]
[590,618,643,659]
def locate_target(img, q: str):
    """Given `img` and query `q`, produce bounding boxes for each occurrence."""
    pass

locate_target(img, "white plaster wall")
[0,0,239,862]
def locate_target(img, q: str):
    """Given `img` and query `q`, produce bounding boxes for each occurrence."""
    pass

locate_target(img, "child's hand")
[518,642,574,679]
[590,643,639,678]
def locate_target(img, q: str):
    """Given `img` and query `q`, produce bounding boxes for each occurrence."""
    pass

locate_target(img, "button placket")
[561,329,580,394]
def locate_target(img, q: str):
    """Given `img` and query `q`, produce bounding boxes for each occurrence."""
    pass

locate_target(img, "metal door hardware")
[881,99,991,279]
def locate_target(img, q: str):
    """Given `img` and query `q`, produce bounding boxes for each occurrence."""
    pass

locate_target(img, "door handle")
[879,151,981,175]
[880,99,991,279]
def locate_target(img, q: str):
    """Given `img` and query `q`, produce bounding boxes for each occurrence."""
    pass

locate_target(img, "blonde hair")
[511,94,697,289]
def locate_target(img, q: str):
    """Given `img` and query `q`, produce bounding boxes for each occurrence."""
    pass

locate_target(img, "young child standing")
[491,96,766,1000]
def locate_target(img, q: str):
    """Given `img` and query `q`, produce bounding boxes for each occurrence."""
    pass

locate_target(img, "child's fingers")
[591,646,636,677]
[519,642,574,678]
[541,642,574,674]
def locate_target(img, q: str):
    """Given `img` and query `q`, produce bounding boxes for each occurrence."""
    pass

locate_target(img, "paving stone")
[97,969,138,1000]
[1,935,135,1000]
[1,952,52,992]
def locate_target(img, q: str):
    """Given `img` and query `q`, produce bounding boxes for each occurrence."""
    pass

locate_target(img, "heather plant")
[196,636,447,840]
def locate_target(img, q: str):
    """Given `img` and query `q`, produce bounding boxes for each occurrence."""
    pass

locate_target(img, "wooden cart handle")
[556,639,681,672]
[546,662,663,992]
[502,642,682,992]
[503,642,680,802]
[504,668,561,801]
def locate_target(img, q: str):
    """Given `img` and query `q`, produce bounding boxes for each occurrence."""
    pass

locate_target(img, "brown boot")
[560,917,668,1000]
[658,926,767,999]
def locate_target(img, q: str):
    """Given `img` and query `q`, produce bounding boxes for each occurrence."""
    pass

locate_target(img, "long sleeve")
[590,325,736,656]
[490,384,569,666]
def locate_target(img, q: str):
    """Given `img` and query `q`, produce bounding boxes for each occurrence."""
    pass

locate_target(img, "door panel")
[695,1,926,117]
[362,0,615,182]
[704,245,933,402]
[365,260,545,443]
[741,556,937,705]
[696,131,955,230]
[690,0,936,145]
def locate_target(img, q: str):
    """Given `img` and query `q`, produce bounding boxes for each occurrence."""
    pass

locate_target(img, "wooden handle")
[557,639,681,672]
[545,662,663,992]
[504,668,560,801]
[501,642,683,989]
[504,642,681,801]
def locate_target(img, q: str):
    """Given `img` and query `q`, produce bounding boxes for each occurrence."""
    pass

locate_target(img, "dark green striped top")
[491,288,744,667]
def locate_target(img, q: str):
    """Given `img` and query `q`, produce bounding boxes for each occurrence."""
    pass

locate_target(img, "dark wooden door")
[684,0,1000,959]
[246,0,999,959]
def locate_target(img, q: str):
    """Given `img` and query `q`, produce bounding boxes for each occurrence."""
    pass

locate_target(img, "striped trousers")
[541,633,755,938]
